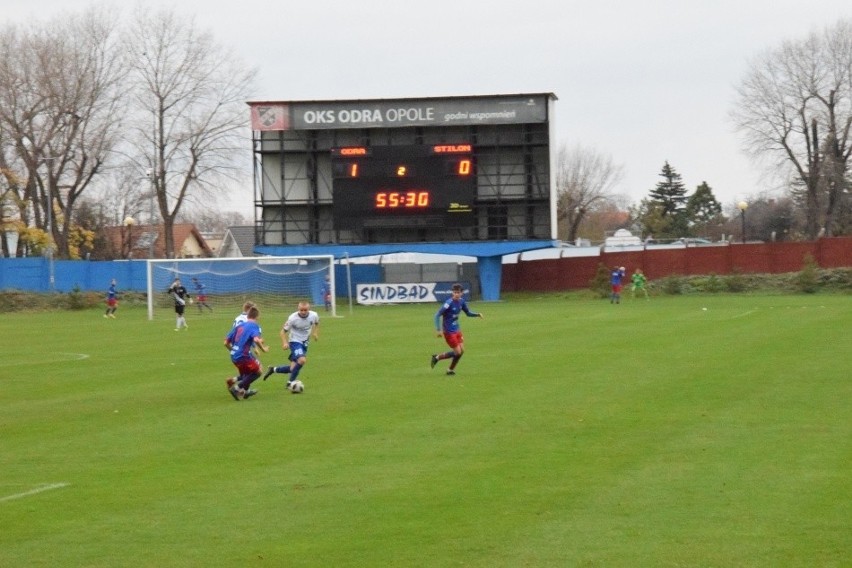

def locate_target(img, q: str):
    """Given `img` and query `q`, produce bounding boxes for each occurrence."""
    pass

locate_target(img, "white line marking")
[57,352,90,361]
[1,352,89,366]
[731,310,756,319]
[0,483,69,503]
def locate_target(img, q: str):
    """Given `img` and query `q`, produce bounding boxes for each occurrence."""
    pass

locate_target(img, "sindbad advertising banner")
[356,282,472,305]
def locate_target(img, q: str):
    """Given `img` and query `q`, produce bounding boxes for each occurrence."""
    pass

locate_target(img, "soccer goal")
[146,255,337,320]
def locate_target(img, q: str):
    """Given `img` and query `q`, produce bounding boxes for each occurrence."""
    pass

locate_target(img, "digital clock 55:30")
[375,191,430,208]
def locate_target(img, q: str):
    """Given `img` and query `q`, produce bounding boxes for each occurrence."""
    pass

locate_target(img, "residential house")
[103,223,214,259]
[217,226,256,257]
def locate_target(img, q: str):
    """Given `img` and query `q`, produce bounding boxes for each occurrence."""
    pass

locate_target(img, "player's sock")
[449,353,462,370]
[244,372,261,386]
[289,363,303,382]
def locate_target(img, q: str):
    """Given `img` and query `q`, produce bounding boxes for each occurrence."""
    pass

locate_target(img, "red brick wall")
[819,237,852,267]
[501,237,852,292]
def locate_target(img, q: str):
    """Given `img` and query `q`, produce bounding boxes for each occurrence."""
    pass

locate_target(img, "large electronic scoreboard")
[331,144,476,231]
[249,93,556,247]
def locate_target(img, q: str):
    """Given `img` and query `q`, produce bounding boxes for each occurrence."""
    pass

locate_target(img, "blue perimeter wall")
[0,258,380,296]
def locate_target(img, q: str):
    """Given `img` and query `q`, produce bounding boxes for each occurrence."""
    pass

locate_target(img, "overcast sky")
[6,1,852,216]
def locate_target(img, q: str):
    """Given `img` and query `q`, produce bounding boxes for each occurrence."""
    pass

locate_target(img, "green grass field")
[1,293,849,567]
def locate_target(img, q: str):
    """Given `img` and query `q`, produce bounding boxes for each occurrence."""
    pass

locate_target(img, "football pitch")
[0,293,849,567]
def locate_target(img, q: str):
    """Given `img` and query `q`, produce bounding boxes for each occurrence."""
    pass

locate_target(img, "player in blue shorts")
[263,301,320,390]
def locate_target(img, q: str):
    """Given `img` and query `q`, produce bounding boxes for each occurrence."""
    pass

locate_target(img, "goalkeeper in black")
[167,277,192,331]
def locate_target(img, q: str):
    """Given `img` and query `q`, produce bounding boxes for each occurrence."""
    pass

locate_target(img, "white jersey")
[233,312,249,328]
[283,310,319,343]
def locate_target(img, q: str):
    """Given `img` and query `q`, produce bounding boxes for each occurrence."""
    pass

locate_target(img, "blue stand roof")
[255,240,558,301]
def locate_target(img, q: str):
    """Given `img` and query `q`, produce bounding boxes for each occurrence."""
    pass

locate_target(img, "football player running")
[263,301,320,390]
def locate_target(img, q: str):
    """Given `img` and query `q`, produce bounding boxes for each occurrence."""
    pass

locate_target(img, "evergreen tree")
[649,162,688,216]
[630,198,667,240]
[686,181,723,236]
[640,162,689,238]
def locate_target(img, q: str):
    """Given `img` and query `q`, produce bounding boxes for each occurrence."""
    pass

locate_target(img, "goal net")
[146,255,337,320]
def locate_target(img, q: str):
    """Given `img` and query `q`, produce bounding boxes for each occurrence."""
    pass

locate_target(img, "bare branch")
[732,18,852,238]
[123,7,256,257]
[554,143,625,242]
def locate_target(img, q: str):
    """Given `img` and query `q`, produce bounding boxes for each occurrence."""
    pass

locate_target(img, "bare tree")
[124,7,256,258]
[0,10,127,258]
[732,18,852,239]
[554,143,625,242]
[178,205,251,234]
[0,165,25,256]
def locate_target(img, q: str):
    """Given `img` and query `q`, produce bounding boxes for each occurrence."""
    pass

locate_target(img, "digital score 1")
[331,144,476,230]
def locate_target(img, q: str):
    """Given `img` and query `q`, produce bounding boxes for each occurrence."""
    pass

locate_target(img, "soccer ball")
[288,380,304,394]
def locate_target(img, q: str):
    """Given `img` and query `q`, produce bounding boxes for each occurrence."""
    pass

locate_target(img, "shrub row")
[2,264,850,312]
[589,263,851,298]
[0,287,149,312]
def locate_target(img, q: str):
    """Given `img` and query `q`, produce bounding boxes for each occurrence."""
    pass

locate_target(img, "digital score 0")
[331,144,476,230]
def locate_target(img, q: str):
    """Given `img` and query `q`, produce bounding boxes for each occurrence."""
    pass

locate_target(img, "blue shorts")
[289,341,308,361]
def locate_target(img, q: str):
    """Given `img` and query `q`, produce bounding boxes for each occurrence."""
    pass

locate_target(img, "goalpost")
[146,255,338,320]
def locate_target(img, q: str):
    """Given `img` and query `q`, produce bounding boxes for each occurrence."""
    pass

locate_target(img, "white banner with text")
[356,282,471,305]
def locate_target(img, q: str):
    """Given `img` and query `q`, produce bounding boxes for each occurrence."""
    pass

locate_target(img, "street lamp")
[737,201,748,243]
[123,216,136,259]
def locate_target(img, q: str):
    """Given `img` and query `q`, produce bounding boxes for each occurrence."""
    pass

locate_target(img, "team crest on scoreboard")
[250,104,290,131]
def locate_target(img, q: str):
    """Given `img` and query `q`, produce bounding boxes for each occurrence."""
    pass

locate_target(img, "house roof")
[219,226,256,257]
[103,223,213,259]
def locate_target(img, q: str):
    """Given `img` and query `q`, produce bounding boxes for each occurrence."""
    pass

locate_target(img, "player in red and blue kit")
[104,279,118,318]
[610,266,626,304]
[320,274,332,312]
[430,283,484,376]
[191,277,213,312]
[224,306,269,400]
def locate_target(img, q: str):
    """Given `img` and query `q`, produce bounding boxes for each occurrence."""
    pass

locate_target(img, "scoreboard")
[331,144,476,230]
